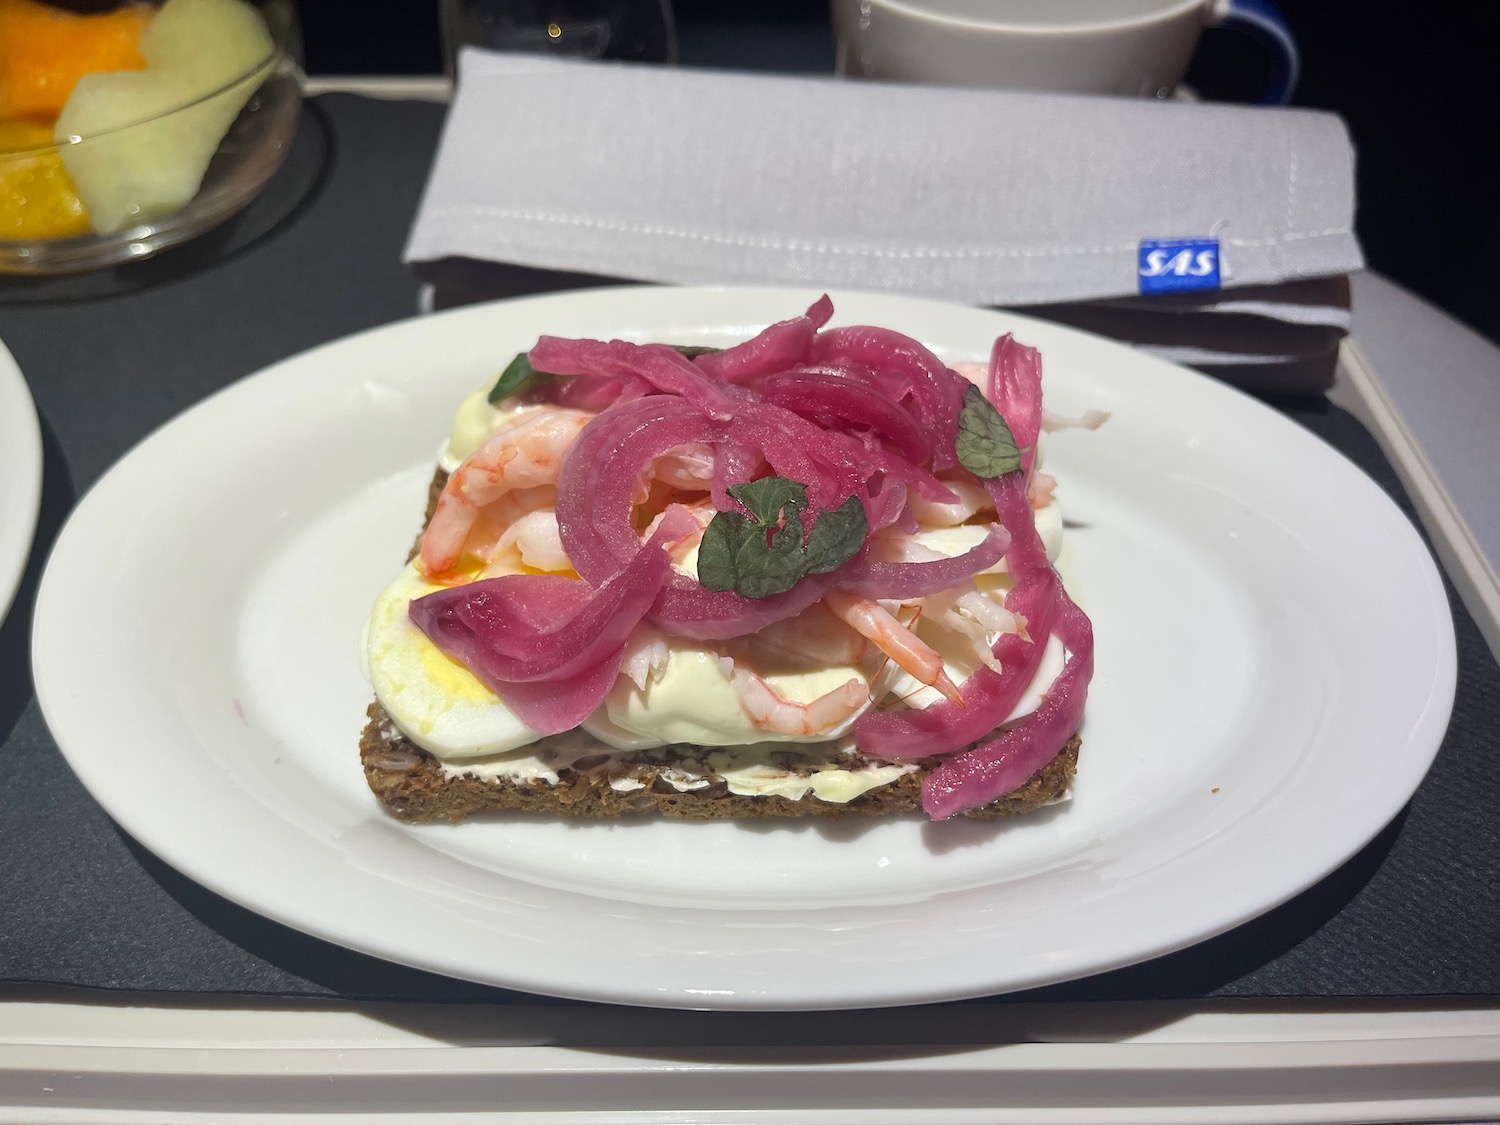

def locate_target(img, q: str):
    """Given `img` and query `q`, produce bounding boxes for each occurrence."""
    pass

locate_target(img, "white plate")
[0,337,42,628]
[32,287,1455,1010]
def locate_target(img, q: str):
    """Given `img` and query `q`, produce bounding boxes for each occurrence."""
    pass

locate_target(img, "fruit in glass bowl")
[0,0,302,273]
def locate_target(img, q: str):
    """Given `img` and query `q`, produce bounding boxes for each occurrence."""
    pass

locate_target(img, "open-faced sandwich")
[360,297,1097,822]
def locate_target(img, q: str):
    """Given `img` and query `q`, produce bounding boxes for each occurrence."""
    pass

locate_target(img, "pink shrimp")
[492,508,572,574]
[950,360,988,388]
[823,592,965,706]
[633,443,717,501]
[1028,470,1057,509]
[723,602,882,736]
[726,601,876,672]
[419,409,592,576]
[1041,407,1110,433]
[619,628,671,691]
[730,666,869,737]
[641,501,717,569]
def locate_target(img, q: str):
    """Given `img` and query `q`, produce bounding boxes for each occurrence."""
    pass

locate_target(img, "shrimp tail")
[931,667,966,708]
[823,592,965,707]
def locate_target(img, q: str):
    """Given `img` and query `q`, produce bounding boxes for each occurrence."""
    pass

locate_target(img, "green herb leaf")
[669,344,723,358]
[955,384,1022,478]
[728,477,807,525]
[695,477,866,597]
[488,352,557,405]
[802,495,868,575]
[735,519,809,598]
[695,510,754,592]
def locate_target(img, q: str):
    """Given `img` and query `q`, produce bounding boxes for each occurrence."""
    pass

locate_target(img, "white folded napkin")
[405,49,1361,308]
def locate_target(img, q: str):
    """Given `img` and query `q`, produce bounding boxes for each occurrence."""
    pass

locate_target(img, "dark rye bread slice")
[361,704,1079,822]
[360,468,1081,822]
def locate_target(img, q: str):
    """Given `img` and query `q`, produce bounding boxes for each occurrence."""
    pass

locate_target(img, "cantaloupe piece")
[0,0,151,120]
[53,0,274,235]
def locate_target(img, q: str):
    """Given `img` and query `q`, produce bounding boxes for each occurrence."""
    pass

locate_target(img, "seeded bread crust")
[362,467,1081,822]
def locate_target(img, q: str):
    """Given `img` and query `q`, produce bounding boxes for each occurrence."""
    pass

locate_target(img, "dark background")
[299,0,1500,346]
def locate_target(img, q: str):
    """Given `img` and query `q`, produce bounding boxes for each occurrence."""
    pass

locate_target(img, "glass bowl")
[0,0,302,275]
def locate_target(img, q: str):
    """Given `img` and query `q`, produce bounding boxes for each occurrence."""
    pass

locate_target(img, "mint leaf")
[696,510,755,592]
[488,353,557,405]
[735,520,808,598]
[955,384,1022,478]
[803,495,868,575]
[728,477,807,525]
[696,477,867,597]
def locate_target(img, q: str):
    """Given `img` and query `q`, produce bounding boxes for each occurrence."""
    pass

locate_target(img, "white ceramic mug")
[832,0,1299,103]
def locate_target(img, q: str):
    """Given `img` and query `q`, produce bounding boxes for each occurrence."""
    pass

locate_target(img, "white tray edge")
[1330,339,1500,665]
[2,988,1499,1123]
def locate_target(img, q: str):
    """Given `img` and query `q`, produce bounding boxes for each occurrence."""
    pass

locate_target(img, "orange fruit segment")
[0,117,89,239]
[0,0,152,120]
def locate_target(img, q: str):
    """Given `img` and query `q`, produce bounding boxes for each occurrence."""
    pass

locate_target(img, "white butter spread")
[704,745,914,802]
[434,730,919,802]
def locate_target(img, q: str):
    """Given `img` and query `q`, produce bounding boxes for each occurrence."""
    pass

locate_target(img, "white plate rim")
[0,335,42,629]
[31,285,1457,1010]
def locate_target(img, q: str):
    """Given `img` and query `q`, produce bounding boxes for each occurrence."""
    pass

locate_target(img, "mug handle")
[1214,0,1300,105]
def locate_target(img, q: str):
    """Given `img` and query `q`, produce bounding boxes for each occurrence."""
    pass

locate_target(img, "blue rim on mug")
[1219,0,1300,104]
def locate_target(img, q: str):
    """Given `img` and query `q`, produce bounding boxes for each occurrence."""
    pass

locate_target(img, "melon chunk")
[138,0,273,81]
[54,0,274,235]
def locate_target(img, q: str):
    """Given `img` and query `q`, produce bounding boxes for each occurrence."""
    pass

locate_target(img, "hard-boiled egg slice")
[366,563,539,758]
[903,504,1063,570]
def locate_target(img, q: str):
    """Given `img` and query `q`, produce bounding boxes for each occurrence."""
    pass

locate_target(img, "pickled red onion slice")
[555,395,873,640]
[529,337,737,421]
[841,524,1010,601]
[551,373,653,413]
[711,441,761,511]
[408,511,692,733]
[761,371,933,464]
[810,325,967,470]
[853,476,1057,759]
[854,566,1061,758]
[922,589,1093,820]
[989,334,1043,478]
[694,294,833,384]
[486,660,627,740]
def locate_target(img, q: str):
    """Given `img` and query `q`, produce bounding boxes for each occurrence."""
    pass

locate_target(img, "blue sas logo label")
[1138,238,1221,295]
